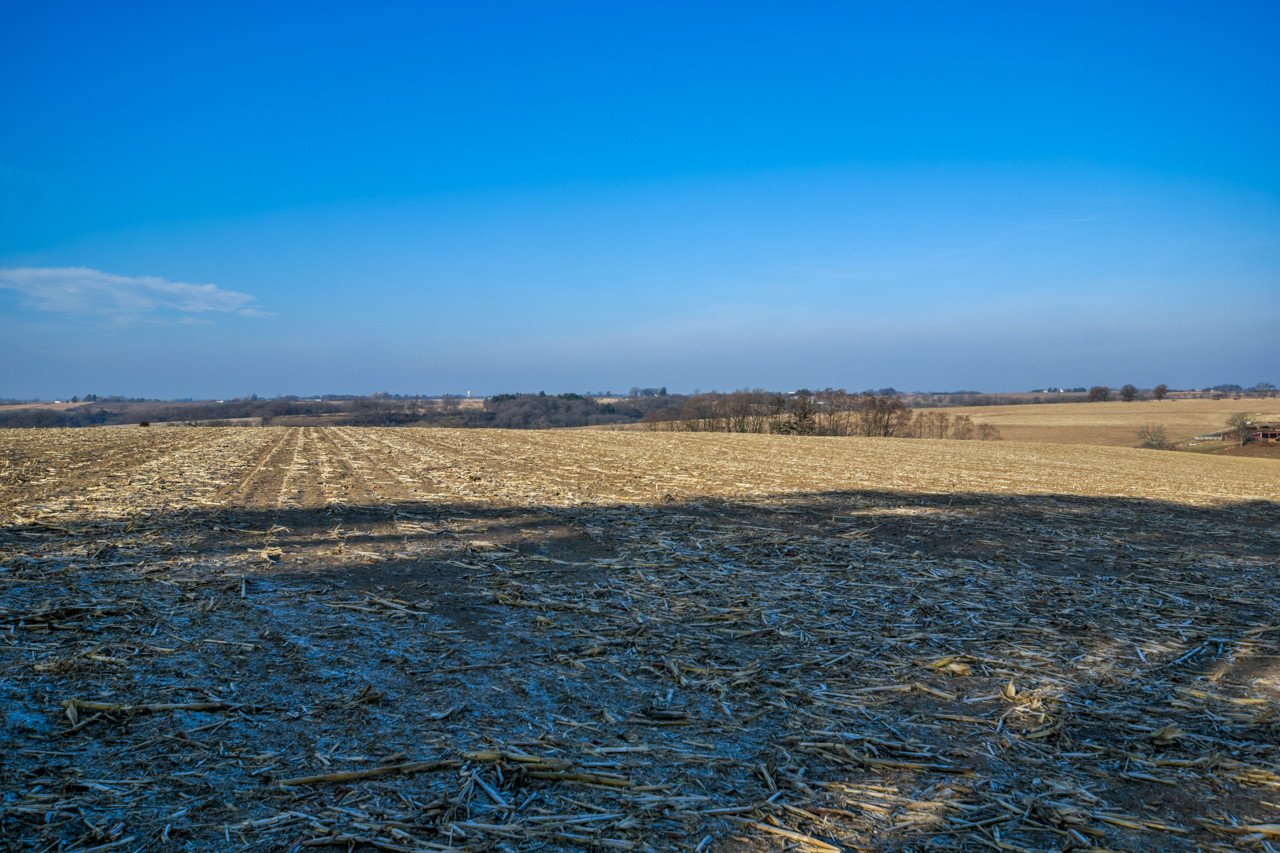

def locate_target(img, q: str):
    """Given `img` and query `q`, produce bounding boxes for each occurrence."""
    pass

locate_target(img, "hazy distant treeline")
[0,398,349,429]
[643,390,1001,439]
[1,381,1273,430]
[0,408,117,428]
[340,393,676,429]
[0,393,688,429]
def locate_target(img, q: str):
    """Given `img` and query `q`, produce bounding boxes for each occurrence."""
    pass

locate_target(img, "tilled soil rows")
[2,427,1278,851]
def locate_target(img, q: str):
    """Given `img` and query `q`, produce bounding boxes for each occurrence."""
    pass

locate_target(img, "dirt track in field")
[2,427,1278,852]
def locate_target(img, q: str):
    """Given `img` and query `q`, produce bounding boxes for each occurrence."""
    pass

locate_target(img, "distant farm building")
[1248,425,1279,442]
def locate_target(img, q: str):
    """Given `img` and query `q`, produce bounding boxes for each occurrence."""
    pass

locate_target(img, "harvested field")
[0,402,91,412]
[0,399,93,412]
[2,427,1279,851]
[910,398,1280,447]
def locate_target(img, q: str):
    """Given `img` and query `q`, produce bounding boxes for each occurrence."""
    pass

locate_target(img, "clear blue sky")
[2,1,1277,398]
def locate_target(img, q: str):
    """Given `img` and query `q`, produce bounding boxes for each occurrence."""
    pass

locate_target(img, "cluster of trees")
[478,393,669,429]
[1095,382,1276,403]
[905,410,1002,440]
[644,390,1001,440]
[1203,383,1276,397]
[339,397,440,426]
[1089,384,1170,402]
[67,394,148,403]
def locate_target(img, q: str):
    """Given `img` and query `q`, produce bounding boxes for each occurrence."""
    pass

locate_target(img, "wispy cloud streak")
[0,267,267,322]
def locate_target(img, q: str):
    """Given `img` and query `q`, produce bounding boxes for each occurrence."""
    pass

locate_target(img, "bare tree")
[1135,424,1173,450]
[1088,385,1112,402]
[724,392,751,433]
[809,388,853,435]
[949,414,975,440]
[1152,383,1169,401]
[912,411,952,438]
[976,423,1003,441]
[746,390,773,434]
[1226,412,1252,445]
[1119,384,1139,402]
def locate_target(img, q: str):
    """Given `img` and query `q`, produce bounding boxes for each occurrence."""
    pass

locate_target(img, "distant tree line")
[1203,383,1276,396]
[329,393,680,429]
[0,394,684,429]
[1088,382,1275,402]
[912,392,1089,407]
[484,393,668,428]
[643,390,1001,440]
[4,379,1274,430]
[0,408,115,428]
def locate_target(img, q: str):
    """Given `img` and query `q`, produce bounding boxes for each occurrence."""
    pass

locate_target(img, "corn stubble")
[1,426,1278,851]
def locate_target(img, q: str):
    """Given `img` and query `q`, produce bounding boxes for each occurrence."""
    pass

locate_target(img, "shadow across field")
[2,488,1278,851]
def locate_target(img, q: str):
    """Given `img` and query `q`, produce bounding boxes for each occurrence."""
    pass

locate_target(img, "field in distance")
[911,397,1280,448]
[2,427,1277,851]
[0,400,91,412]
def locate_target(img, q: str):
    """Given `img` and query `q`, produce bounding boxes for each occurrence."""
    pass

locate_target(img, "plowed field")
[2,428,1278,851]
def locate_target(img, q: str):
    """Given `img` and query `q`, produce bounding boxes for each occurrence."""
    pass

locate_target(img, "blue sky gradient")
[2,2,1277,397]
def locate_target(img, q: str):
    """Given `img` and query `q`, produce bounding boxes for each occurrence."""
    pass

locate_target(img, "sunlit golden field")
[912,397,1280,447]
[2,427,1277,851]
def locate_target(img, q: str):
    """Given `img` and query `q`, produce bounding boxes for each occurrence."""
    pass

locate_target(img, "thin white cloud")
[0,266,267,322]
